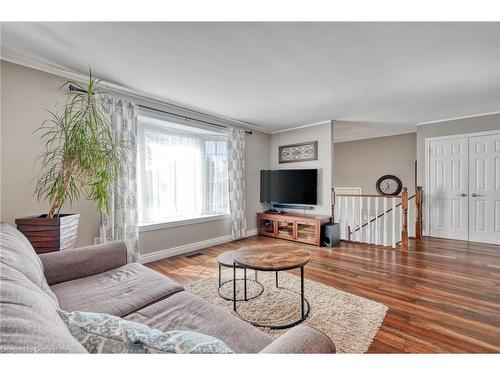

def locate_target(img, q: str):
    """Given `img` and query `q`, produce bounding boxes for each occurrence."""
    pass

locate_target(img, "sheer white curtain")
[138,121,229,224]
[141,129,202,221]
[204,139,229,214]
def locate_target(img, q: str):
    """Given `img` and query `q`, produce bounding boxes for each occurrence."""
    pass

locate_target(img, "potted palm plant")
[16,71,125,253]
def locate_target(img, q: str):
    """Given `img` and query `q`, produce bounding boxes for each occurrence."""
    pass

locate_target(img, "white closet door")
[468,134,500,244]
[429,137,469,240]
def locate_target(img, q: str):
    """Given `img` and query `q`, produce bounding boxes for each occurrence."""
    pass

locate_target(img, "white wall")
[0,61,270,256]
[270,122,334,215]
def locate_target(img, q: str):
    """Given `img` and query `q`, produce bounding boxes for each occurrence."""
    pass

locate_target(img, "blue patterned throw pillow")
[57,310,233,354]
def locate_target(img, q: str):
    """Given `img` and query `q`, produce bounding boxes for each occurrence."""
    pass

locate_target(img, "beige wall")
[334,132,417,194]
[245,129,271,229]
[0,61,270,255]
[1,61,101,247]
[270,122,334,215]
[416,113,500,186]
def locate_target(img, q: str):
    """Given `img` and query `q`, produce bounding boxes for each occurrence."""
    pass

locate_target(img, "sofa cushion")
[0,223,59,306]
[40,241,128,285]
[51,263,184,317]
[124,291,273,353]
[58,310,233,354]
[0,264,86,353]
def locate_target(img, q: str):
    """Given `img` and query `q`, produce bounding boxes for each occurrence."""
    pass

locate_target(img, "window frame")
[138,213,231,232]
[137,114,229,230]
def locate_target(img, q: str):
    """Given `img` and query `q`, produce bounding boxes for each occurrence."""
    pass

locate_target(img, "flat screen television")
[260,169,317,205]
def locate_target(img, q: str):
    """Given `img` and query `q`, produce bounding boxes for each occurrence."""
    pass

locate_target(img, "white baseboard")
[139,228,259,264]
[245,228,258,237]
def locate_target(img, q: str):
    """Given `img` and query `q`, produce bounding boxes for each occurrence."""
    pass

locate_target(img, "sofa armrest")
[259,325,336,354]
[39,241,128,285]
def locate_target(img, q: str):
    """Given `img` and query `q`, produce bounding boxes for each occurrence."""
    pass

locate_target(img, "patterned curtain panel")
[227,127,247,240]
[100,97,139,262]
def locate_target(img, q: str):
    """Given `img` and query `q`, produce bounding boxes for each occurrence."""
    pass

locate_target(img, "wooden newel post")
[401,187,409,251]
[415,186,423,240]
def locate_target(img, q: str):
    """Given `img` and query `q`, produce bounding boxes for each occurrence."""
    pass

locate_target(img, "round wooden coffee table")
[232,245,311,329]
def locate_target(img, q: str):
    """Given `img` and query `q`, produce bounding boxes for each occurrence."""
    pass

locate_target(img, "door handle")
[471,193,481,197]
[459,193,467,197]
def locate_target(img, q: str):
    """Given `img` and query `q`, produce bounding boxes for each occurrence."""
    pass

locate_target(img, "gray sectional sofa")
[0,223,335,353]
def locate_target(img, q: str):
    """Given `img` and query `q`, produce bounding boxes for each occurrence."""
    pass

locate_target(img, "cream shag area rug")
[185,269,389,353]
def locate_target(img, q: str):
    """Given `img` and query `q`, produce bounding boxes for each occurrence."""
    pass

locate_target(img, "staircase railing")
[333,186,423,250]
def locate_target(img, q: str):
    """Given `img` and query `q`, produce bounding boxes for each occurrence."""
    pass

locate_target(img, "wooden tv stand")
[257,212,331,246]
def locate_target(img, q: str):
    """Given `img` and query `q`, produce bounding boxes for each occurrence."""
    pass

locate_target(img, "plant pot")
[15,214,80,254]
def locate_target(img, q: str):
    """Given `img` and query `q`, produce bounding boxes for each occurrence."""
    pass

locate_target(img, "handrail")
[348,194,416,235]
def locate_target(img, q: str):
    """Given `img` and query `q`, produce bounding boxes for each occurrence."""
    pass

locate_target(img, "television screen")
[260,169,317,205]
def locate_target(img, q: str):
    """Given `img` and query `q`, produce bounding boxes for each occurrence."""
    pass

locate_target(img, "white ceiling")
[1,22,499,141]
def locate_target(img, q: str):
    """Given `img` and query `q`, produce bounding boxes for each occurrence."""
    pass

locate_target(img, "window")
[137,113,229,227]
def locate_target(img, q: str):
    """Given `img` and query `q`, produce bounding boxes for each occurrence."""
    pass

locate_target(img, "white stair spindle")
[337,194,341,224]
[344,197,349,240]
[399,203,403,246]
[351,196,356,241]
[339,196,343,239]
[383,198,388,246]
[391,198,396,248]
[367,197,371,244]
[337,195,342,239]
[344,196,348,239]
[358,196,363,243]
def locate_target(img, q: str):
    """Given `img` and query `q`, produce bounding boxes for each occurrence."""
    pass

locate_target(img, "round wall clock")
[376,175,403,196]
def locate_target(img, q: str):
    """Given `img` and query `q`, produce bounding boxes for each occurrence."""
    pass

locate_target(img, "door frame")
[424,129,500,238]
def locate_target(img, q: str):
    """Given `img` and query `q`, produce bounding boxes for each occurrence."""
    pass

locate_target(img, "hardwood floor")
[146,236,500,353]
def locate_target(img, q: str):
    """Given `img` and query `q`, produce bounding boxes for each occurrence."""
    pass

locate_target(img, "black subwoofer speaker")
[321,222,340,248]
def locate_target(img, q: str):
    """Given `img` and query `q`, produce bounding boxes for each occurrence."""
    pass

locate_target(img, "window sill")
[139,214,230,232]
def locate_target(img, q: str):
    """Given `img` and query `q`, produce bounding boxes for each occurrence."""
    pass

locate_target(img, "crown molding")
[416,110,500,126]
[1,56,272,134]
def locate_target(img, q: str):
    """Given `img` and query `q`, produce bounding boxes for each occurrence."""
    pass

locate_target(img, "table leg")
[244,267,247,301]
[276,271,279,288]
[301,266,305,320]
[255,269,258,281]
[233,262,237,312]
[218,264,221,287]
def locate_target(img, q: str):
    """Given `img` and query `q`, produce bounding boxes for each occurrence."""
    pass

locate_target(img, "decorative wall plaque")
[278,141,318,163]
